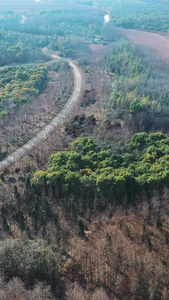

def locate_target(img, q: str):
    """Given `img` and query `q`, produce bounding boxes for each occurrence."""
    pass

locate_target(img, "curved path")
[0,54,84,171]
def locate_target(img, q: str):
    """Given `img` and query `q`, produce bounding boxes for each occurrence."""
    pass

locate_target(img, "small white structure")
[104,14,110,24]
[112,82,115,91]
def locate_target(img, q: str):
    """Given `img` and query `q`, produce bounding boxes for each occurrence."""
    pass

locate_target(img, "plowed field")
[122,29,169,59]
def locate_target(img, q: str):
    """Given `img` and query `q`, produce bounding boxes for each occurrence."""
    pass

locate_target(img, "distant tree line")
[0,10,105,38]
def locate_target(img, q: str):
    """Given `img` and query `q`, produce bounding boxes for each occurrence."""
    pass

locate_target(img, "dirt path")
[122,28,169,59]
[0,54,84,171]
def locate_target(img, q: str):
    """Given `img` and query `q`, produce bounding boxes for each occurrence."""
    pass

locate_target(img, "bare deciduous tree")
[29,282,52,300]
[92,288,110,300]
[66,282,86,300]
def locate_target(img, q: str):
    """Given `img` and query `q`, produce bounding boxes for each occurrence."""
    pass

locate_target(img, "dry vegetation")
[66,203,169,299]
[122,29,169,59]
[0,63,73,157]
[2,3,169,299]
[0,43,116,201]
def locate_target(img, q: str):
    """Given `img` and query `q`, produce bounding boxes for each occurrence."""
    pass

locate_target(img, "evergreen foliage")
[32,134,169,214]
[0,65,47,116]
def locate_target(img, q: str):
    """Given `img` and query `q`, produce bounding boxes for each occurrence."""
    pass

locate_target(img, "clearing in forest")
[122,28,169,59]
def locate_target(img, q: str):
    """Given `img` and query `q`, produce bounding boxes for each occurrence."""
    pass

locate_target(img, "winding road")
[0,54,84,171]
[0,28,168,172]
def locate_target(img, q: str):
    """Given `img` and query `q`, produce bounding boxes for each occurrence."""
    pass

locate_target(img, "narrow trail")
[0,54,84,171]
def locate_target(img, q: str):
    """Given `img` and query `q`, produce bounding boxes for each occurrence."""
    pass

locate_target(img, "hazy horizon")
[0,0,95,11]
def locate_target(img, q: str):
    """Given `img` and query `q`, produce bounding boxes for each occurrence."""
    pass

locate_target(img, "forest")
[0,0,169,299]
[0,65,47,117]
[0,30,51,66]
[107,39,169,133]
[85,0,169,32]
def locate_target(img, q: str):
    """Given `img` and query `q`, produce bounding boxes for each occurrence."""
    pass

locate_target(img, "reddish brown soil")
[122,28,169,59]
[89,43,109,62]
[89,44,107,53]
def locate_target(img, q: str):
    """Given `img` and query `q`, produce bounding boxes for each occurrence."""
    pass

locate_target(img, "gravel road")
[0,54,84,171]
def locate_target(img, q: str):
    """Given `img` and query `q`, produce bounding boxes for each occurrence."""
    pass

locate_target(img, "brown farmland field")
[122,29,169,59]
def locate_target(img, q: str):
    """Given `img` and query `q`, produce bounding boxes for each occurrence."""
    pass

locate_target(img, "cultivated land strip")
[122,28,169,59]
[0,54,84,171]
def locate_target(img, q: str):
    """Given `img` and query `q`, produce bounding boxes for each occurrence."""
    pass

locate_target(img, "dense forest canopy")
[0,65,47,117]
[0,30,51,66]
[32,134,169,212]
[0,10,105,37]
[0,0,169,38]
